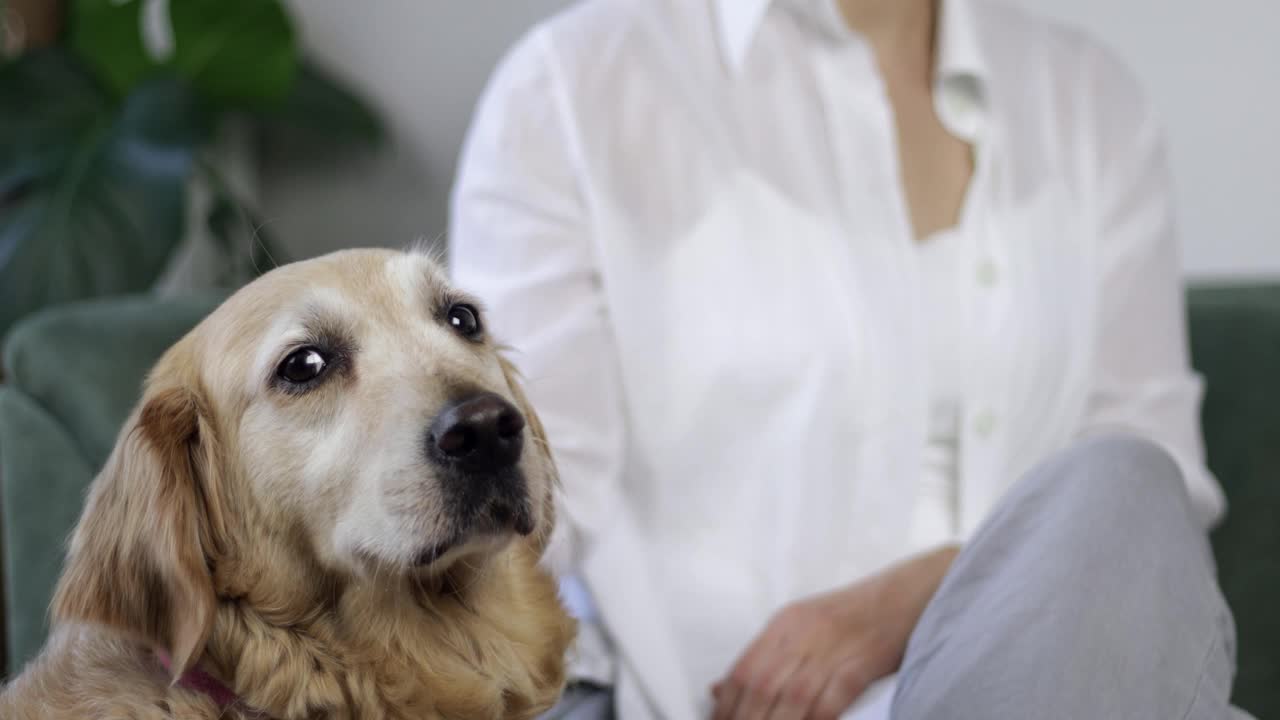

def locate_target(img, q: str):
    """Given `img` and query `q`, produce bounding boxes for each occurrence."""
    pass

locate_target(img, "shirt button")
[973,411,998,438]
[945,89,972,118]
[976,259,999,287]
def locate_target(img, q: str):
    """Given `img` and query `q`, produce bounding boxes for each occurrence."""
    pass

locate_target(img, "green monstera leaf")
[265,62,384,145]
[68,0,157,97]
[0,50,209,340]
[69,0,299,109]
[169,0,298,108]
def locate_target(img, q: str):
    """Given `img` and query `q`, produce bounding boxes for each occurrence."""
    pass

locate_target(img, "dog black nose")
[429,393,525,472]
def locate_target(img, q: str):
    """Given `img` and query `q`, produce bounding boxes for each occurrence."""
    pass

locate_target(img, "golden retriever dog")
[0,249,575,719]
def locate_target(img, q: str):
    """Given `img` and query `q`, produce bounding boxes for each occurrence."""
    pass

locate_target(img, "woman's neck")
[835,0,937,84]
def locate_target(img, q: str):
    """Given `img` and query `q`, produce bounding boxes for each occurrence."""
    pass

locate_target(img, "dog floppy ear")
[498,355,559,555]
[51,377,229,678]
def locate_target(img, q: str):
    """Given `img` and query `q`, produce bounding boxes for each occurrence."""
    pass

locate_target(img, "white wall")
[267,0,1280,280]
[1008,0,1280,280]
[263,1,571,260]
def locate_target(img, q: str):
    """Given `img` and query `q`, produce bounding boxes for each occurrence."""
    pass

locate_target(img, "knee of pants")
[1032,433,1195,533]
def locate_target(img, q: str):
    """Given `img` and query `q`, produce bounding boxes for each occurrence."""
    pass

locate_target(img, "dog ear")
[498,355,559,555]
[51,377,229,678]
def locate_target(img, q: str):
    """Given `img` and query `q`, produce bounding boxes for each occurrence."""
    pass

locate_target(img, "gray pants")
[543,435,1242,719]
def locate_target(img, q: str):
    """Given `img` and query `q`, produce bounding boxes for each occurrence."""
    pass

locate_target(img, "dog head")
[50,249,559,675]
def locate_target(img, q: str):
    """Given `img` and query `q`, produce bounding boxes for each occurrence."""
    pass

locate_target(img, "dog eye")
[447,303,482,338]
[277,347,329,384]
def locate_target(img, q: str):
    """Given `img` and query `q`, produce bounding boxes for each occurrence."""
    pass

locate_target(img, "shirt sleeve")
[448,29,628,571]
[1077,53,1226,527]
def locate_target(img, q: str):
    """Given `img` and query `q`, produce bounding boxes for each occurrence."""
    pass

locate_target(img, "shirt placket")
[956,117,1014,536]
[813,40,928,567]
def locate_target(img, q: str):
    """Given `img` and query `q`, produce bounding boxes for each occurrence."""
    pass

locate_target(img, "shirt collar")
[714,0,983,68]
[931,0,988,138]
[713,0,988,137]
[713,0,988,111]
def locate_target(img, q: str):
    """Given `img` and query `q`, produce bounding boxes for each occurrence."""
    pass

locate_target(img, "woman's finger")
[714,616,795,720]
[740,649,808,720]
[811,659,874,720]
[763,655,824,720]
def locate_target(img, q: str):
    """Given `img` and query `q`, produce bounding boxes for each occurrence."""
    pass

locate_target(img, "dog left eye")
[277,347,329,384]
[447,303,482,338]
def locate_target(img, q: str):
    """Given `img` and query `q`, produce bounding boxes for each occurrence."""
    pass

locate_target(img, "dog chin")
[413,531,515,576]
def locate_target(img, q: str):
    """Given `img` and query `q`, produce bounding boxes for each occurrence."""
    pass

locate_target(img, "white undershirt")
[910,227,967,552]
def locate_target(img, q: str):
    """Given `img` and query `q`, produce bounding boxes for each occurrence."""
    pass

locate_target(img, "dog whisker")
[246,215,282,276]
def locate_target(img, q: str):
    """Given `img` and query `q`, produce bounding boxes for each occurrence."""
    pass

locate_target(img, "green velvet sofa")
[1,287,1278,717]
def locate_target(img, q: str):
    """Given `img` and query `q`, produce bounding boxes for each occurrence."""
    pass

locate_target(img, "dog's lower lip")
[514,514,534,536]
[415,543,452,566]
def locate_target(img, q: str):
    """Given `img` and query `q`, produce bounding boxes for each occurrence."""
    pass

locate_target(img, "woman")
[449,0,1243,718]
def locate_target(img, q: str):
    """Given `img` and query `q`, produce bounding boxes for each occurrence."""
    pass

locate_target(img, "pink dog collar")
[155,651,266,718]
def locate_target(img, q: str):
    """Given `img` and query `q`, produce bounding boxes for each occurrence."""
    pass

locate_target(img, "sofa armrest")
[0,388,94,674]
[1188,283,1280,718]
[0,293,221,677]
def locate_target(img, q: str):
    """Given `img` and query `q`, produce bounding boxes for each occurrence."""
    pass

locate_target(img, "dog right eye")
[277,347,329,385]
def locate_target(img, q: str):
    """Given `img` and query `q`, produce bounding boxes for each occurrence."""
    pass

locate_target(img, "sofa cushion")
[2,294,223,470]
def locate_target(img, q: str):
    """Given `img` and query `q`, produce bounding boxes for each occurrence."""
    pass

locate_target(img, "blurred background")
[5,0,1278,295]
[268,0,1280,280]
[0,0,1277,714]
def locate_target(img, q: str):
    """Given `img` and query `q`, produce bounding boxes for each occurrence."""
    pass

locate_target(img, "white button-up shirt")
[449,1,1225,718]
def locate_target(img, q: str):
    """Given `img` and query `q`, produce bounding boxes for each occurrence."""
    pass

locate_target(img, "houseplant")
[0,0,382,339]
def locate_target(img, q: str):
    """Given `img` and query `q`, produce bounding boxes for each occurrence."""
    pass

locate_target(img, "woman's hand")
[711,545,960,720]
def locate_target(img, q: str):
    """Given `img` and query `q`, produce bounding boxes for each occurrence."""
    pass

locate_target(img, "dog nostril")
[496,409,525,439]
[435,427,475,457]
